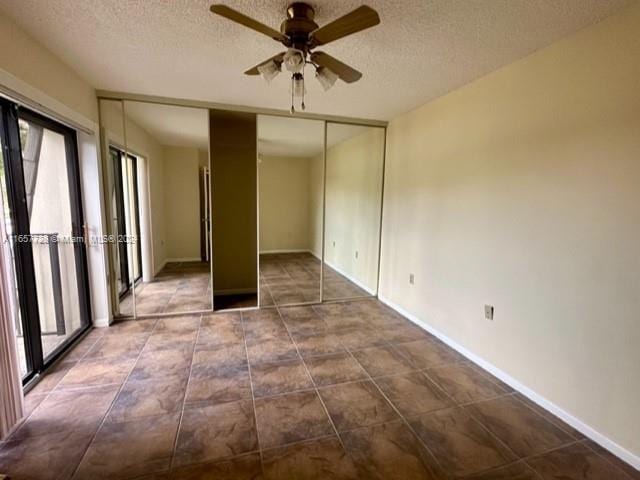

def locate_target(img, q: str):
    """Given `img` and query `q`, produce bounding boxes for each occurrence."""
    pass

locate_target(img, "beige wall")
[0,12,97,123]
[198,149,209,168]
[100,101,167,276]
[380,1,640,458]
[259,155,311,253]
[122,115,166,274]
[162,146,201,261]
[324,128,385,292]
[308,152,324,259]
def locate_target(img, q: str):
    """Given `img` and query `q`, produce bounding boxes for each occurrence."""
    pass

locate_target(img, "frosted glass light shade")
[316,67,338,91]
[257,60,281,82]
[283,48,305,73]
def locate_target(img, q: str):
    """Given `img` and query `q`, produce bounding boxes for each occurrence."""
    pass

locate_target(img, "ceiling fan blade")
[310,6,380,47]
[210,4,287,42]
[310,52,362,83]
[244,52,286,75]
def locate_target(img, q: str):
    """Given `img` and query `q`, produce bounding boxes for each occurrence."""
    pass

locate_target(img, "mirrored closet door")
[322,123,385,301]
[100,95,387,317]
[257,115,324,307]
[99,99,213,317]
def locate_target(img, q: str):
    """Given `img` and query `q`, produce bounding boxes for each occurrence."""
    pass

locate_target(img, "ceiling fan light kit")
[316,66,339,91]
[283,48,305,73]
[257,59,281,83]
[210,2,380,113]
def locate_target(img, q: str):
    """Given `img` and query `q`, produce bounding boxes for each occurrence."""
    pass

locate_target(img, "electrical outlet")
[332,241,336,248]
[355,250,358,259]
[409,273,415,285]
[484,305,494,320]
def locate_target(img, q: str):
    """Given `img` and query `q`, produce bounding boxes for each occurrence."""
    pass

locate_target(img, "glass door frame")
[0,97,92,385]
[110,146,142,298]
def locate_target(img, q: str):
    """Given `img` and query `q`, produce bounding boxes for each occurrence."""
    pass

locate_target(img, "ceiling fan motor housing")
[281,2,318,52]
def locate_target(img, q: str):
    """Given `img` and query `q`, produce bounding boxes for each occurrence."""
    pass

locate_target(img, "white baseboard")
[92,317,110,328]
[154,258,168,277]
[378,295,640,471]
[324,259,376,296]
[260,249,312,254]
[165,257,202,263]
[308,250,322,261]
[214,288,257,296]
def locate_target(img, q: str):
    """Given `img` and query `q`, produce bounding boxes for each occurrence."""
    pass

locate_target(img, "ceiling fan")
[210,2,381,113]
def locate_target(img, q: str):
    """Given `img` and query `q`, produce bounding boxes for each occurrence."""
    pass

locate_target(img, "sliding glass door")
[110,146,142,299]
[0,98,91,384]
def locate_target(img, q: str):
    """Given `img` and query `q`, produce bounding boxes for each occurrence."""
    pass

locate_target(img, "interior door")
[0,98,91,384]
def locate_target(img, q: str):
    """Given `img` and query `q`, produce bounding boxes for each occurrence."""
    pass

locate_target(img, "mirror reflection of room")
[257,115,323,306]
[323,123,385,300]
[101,100,212,316]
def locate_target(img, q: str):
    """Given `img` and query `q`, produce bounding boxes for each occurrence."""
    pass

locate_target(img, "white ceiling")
[258,115,324,158]
[124,101,209,149]
[122,104,370,157]
[1,0,630,120]
[257,115,372,157]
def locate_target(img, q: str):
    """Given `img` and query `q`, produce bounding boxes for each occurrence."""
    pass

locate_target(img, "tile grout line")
[168,313,203,471]
[4,330,105,444]
[12,298,635,479]
[377,334,590,478]
[375,336,550,476]
[578,441,639,480]
[240,310,267,474]
[343,344,451,477]
[274,304,348,452]
[68,318,161,479]
[420,366,591,474]
[505,392,588,442]
[375,305,624,468]
[325,304,640,479]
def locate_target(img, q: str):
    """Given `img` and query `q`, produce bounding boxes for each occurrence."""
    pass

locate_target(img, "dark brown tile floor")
[120,261,212,316]
[1,299,636,479]
[260,252,368,307]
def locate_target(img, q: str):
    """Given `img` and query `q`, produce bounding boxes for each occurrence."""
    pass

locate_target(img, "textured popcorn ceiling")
[0,0,630,120]
[124,102,209,149]
[257,115,370,158]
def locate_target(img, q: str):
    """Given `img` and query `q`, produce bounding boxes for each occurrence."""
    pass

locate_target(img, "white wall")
[380,1,640,461]
[162,146,202,262]
[259,155,311,253]
[324,128,385,292]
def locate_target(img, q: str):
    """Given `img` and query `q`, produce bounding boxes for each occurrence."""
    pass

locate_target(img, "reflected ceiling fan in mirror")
[210,3,380,113]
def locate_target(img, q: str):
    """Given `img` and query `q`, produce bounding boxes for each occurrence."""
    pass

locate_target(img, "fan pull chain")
[301,74,306,111]
[290,75,295,114]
